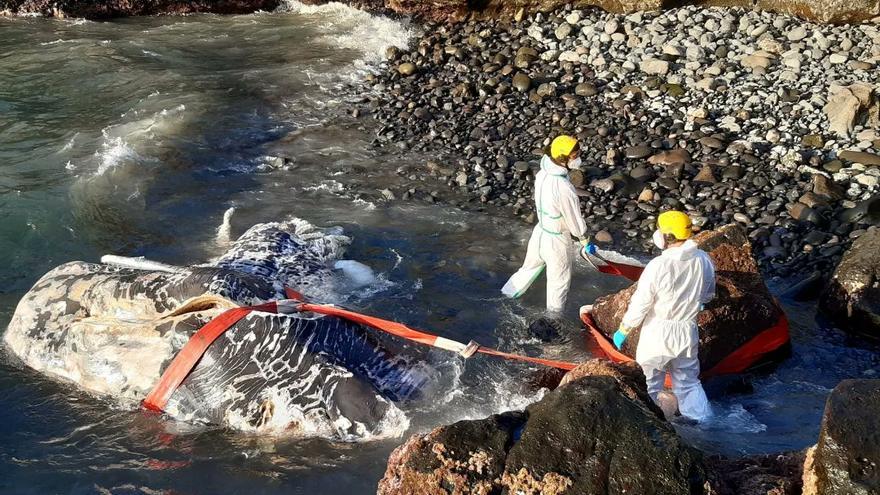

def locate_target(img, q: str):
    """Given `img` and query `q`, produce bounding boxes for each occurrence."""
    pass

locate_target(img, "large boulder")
[590,224,785,373]
[378,360,709,495]
[824,83,880,138]
[820,228,880,337]
[802,379,880,495]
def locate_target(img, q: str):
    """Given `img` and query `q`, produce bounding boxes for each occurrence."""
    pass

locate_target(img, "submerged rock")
[820,228,880,337]
[802,379,880,495]
[590,224,785,372]
[377,359,709,494]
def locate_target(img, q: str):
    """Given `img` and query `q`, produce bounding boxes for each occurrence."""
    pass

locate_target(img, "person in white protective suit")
[612,210,716,422]
[501,135,590,314]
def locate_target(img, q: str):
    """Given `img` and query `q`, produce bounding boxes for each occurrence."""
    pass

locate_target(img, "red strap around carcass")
[142,301,279,412]
[292,299,578,371]
[580,310,791,380]
[143,293,580,413]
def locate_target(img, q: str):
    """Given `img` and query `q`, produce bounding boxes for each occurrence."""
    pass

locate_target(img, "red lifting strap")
[142,302,278,412]
[581,310,790,380]
[142,292,579,413]
[291,292,579,371]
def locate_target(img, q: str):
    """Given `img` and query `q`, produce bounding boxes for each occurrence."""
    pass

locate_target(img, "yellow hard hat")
[550,135,578,160]
[657,211,693,240]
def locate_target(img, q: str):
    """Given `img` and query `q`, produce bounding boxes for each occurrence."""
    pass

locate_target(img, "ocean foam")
[277,1,414,66]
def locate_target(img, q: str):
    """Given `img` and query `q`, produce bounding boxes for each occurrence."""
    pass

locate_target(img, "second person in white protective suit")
[502,135,589,314]
[613,211,716,422]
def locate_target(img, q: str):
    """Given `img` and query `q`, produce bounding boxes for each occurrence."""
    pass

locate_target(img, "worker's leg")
[670,356,712,422]
[543,236,572,313]
[641,363,666,404]
[502,227,545,299]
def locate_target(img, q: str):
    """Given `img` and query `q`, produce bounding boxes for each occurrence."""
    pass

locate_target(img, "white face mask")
[567,157,582,169]
[652,230,667,250]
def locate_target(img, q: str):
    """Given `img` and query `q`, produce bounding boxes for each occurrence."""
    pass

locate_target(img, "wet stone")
[397,63,417,76]
[575,83,598,97]
[823,160,844,173]
[839,150,880,167]
[625,143,651,159]
[704,136,728,150]
[512,73,531,92]
[722,166,744,180]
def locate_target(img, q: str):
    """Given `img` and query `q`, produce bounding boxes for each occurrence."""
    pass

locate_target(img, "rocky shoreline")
[349,5,880,280]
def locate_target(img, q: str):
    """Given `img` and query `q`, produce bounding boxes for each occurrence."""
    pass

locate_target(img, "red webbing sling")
[143,293,578,413]
[143,301,281,412]
[580,295,791,379]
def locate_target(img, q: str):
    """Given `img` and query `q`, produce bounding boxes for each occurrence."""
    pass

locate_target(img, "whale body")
[4,219,428,439]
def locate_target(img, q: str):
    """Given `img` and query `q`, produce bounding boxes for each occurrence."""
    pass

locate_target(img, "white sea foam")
[94,137,145,176]
[334,260,376,288]
[91,104,186,176]
[302,179,344,193]
[216,207,235,246]
[277,1,414,66]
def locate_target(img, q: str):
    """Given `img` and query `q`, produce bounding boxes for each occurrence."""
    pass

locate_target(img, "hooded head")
[549,135,581,169]
[653,211,693,250]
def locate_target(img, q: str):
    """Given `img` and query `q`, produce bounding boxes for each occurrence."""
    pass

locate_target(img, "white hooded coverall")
[502,155,587,313]
[620,239,716,421]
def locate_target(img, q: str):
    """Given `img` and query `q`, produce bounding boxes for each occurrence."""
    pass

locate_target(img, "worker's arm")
[620,261,659,330]
[560,183,588,240]
[700,254,716,304]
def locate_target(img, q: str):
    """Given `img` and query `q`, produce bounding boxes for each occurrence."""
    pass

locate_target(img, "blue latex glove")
[612,329,629,350]
[584,242,598,255]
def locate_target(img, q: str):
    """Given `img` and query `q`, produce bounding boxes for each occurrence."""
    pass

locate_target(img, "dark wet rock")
[377,411,525,495]
[802,379,880,495]
[722,166,744,180]
[788,203,824,225]
[512,72,532,92]
[708,452,805,495]
[528,317,564,342]
[591,225,785,372]
[625,143,652,159]
[813,174,845,201]
[820,228,880,337]
[799,192,828,209]
[838,195,880,225]
[377,359,709,495]
[630,166,654,181]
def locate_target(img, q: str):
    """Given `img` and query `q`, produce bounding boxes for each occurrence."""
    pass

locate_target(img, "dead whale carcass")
[3,219,430,439]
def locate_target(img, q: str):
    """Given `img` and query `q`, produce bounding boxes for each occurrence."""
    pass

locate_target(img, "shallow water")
[0,5,876,494]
